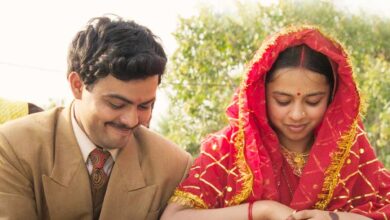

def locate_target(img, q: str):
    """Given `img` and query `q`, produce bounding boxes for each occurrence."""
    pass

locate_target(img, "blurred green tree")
[159,0,390,167]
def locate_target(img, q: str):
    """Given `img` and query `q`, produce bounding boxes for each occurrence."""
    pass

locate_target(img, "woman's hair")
[266,44,334,97]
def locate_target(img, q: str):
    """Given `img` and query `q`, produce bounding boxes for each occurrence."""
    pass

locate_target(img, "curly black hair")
[67,15,167,89]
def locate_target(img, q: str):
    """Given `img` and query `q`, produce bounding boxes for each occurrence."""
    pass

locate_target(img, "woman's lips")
[286,124,307,132]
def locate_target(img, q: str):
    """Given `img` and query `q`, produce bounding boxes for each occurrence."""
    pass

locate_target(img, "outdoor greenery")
[159,0,390,168]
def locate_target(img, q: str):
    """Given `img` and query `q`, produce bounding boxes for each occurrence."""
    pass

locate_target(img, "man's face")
[70,73,159,150]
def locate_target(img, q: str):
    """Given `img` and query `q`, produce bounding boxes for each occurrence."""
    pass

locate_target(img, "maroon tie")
[89,147,111,220]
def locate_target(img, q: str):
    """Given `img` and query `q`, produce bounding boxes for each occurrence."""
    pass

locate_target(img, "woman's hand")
[286,210,334,220]
[253,200,294,220]
[287,209,372,220]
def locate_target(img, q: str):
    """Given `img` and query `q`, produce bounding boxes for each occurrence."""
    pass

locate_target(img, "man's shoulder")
[0,107,64,135]
[134,126,190,160]
[133,126,192,185]
[0,107,66,154]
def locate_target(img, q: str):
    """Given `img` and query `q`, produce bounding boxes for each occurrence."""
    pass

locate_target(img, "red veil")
[171,26,390,219]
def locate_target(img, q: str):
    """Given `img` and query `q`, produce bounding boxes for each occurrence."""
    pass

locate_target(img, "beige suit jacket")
[0,106,192,220]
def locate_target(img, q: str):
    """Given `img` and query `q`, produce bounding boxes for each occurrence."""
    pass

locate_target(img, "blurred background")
[0,0,389,167]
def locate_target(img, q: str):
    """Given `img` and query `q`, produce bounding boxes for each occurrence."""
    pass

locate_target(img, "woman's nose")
[289,104,306,121]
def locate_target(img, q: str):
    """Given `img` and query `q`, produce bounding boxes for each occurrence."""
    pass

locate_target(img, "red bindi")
[297,92,301,96]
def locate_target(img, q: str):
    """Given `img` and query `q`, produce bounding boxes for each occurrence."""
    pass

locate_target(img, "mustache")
[106,122,134,130]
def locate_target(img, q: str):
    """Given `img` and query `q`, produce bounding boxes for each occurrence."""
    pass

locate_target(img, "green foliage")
[360,56,390,167]
[159,0,390,166]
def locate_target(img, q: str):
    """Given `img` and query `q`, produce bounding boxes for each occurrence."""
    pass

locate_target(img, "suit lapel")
[42,108,157,219]
[99,131,157,220]
[42,106,92,219]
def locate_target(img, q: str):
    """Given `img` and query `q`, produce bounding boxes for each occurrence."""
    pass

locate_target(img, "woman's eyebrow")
[272,91,327,97]
[272,91,292,96]
[306,91,327,97]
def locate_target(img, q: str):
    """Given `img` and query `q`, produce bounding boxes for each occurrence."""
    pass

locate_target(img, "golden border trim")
[169,190,208,209]
[314,119,358,209]
[228,118,253,205]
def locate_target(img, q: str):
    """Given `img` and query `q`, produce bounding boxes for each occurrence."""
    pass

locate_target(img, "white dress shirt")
[71,105,118,175]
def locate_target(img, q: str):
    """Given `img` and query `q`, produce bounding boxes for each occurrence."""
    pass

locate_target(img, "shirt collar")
[71,104,118,162]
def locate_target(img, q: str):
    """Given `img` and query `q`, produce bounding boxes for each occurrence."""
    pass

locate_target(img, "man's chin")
[102,143,126,150]
[100,137,131,150]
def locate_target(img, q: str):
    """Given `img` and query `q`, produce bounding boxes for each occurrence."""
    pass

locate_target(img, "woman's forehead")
[267,67,329,94]
[269,67,328,83]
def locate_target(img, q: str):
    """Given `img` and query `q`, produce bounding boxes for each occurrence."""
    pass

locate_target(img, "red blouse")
[170,26,390,220]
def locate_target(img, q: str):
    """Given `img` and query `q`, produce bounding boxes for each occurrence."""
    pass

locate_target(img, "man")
[0,97,43,124]
[0,16,191,220]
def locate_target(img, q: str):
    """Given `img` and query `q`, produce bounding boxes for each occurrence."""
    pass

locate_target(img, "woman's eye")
[306,100,321,106]
[276,100,290,106]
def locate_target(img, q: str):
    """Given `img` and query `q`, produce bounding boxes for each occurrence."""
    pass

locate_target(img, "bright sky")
[0,0,388,128]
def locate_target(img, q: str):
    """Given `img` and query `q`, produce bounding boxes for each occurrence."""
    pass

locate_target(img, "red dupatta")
[170,26,390,219]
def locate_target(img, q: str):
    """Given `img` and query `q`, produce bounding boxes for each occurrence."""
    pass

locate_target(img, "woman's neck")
[279,136,314,153]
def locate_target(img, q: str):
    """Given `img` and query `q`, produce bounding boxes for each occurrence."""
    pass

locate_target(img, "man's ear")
[68,72,84,99]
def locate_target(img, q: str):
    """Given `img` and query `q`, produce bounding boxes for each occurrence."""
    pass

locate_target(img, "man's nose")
[119,108,139,129]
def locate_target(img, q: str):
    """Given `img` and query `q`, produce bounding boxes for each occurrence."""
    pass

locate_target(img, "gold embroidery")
[183,185,201,190]
[228,121,253,206]
[169,190,208,209]
[202,151,231,174]
[339,170,359,183]
[357,170,376,192]
[199,177,223,197]
[315,120,358,210]
[358,158,378,168]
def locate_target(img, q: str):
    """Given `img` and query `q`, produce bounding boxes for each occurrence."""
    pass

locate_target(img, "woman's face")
[266,67,330,151]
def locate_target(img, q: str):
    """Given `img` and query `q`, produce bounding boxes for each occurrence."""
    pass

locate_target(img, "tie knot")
[89,148,111,170]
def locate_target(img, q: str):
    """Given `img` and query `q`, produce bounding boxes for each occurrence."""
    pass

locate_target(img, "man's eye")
[109,102,123,109]
[138,105,151,110]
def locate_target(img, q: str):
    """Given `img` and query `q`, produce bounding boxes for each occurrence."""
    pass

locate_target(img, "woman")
[161,26,390,220]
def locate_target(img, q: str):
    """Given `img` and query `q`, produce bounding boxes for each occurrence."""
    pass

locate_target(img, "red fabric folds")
[170,26,390,219]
